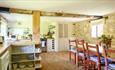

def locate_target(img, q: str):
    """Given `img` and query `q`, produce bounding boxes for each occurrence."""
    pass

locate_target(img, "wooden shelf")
[11,44,42,70]
[11,45,35,54]
[12,67,35,70]
[11,46,41,55]
[12,56,41,63]
[35,64,42,69]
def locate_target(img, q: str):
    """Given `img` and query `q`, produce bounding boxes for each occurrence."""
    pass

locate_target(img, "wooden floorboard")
[41,52,80,70]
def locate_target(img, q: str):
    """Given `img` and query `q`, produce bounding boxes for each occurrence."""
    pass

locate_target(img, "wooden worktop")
[0,39,34,56]
[0,41,11,56]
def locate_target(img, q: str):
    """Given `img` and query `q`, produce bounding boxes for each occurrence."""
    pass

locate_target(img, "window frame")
[91,19,105,38]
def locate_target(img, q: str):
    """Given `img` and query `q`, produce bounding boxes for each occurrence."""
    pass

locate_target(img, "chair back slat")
[87,44,98,48]
[77,48,84,51]
[86,43,101,67]
[87,50,98,55]
[76,39,87,68]
[69,40,77,46]
[68,39,77,64]
[77,40,84,45]
[76,39,85,52]
[104,48,115,70]
[69,40,77,49]
[86,43,100,56]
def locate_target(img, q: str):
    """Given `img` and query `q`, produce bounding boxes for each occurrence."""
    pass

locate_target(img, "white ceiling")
[0,13,32,28]
[0,0,115,22]
[0,0,115,16]
[41,16,91,23]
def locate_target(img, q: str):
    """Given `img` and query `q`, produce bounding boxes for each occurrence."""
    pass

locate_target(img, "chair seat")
[108,64,115,70]
[90,56,112,65]
[90,56,105,64]
[78,52,84,57]
[69,49,77,53]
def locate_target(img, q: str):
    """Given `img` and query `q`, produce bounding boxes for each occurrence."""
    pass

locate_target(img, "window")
[91,19,104,38]
[91,24,103,38]
[91,25,97,38]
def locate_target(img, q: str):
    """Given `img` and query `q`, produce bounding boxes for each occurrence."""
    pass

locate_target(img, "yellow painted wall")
[40,20,51,37]
[75,19,104,43]
[75,12,115,48]
[104,13,115,46]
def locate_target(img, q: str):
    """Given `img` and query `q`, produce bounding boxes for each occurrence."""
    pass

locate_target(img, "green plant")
[28,34,32,40]
[48,25,55,30]
[98,34,113,48]
[47,25,55,39]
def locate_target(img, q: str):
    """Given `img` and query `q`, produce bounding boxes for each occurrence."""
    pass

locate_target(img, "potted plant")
[47,25,55,39]
[98,34,113,48]
[28,34,32,40]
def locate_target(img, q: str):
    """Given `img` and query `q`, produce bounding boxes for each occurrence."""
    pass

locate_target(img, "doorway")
[40,16,75,52]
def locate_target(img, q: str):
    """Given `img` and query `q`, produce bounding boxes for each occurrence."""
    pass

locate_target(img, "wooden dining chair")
[69,39,77,64]
[85,43,105,70]
[76,39,86,68]
[104,48,115,70]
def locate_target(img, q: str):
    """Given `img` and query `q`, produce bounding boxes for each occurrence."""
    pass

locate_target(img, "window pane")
[91,25,97,38]
[97,24,103,37]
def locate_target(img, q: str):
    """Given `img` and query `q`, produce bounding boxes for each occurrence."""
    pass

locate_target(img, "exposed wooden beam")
[9,8,33,14]
[40,11,103,19]
[0,7,10,13]
[0,7,103,20]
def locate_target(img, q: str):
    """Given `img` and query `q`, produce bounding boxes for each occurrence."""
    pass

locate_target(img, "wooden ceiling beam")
[0,7,103,20]
[40,11,103,19]
[9,8,33,14]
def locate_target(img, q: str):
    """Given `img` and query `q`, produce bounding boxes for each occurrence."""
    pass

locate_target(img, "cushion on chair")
[69,49,77,53]
[90,56,112,65]
[90,56,105,64]
[78,52,84,57]
[108,64,115,70]
[69,46,77,53]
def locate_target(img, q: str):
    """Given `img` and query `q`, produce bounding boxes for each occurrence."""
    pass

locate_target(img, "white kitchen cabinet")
[47,39,55,52]
[0,50,10,70]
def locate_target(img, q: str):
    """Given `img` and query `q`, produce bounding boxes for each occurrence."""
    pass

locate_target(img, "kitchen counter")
[0,39,39,56]
[11,39,33,46]
[0,40,14,56]
[0,45,9,57]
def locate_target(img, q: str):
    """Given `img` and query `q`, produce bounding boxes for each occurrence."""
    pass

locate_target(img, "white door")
[58,24,69,51]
